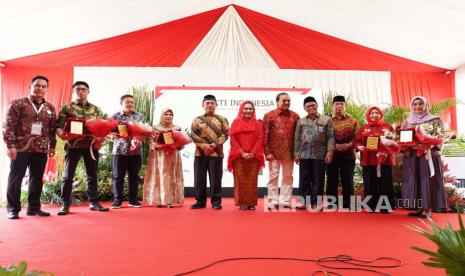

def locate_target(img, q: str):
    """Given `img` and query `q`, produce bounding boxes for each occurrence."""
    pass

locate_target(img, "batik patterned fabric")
[263,108,300,160]
[111,111,145,155]
[57,100,103,149]
[190,114,229,157]
[3,96,57,153]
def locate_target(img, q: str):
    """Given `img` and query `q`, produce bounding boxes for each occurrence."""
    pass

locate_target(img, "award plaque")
[400,129,414,143]
[398,128,417,146]
[163,132,175,144]
[366,136,379,151]
[70,121,84,135]
[117,124,128,137]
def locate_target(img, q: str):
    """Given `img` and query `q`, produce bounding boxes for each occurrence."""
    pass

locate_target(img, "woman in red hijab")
[355,107,399,214]
[228,101,265,210]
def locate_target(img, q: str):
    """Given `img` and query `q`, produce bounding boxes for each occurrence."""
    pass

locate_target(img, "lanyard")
[28,96,45,116]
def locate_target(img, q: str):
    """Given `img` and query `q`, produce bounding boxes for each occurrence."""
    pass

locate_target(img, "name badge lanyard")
[28,97,45,120]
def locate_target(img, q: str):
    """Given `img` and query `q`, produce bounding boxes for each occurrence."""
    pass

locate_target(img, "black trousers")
[7,152,48,213]
[326,157,355,208]
[299,158,326,205]
[194,156,223,205]
[61,148,99,205]
[362,166,395,211]
[112,155,142,203]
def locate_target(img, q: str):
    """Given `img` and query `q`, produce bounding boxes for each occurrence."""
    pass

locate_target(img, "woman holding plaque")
[355,107,399,214]
[227,101,265,210]
[401,96,447,218]
[143,108,184,208]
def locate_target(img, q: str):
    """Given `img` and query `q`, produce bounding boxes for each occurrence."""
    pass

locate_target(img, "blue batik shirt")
[111,111,145,156]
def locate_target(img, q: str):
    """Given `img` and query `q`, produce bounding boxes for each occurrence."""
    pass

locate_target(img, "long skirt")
[401,150,446,210]
[143,149,184,206]
[362,165,395,212]
[233,158,259,206]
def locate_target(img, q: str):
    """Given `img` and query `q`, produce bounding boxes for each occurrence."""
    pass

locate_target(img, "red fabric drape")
[234,5,444,72]
[391,71,456,130]
[234,5,456,128]
[2,7,227,67]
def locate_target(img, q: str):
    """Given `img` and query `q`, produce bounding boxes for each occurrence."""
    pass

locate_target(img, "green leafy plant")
[410,213,465,275]
[322,91,369,127]
[129,85,155,165]
[0,261,53,275]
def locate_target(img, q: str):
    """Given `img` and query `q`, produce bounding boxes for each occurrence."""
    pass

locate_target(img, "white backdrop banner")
[154,86,323,188]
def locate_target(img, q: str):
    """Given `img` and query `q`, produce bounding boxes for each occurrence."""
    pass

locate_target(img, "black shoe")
[190,202,206,209]
[128,201,143,208]
[380,209,390,214]
[57,205,70,216]
[248,206,256,210]
[111,201,122,209]
[408,211,422,217]
[239,205,247,210]
[167,205,174,208]
[27,209,50,217]
[212,204,222,210]
[7,211,19,219]
[89,203,109,212]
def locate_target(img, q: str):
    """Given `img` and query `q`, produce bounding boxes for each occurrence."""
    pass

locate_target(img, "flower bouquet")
[155,130,192,155]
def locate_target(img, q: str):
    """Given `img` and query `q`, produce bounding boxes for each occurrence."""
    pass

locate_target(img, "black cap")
[203,94,216,102]
[304,96,317,105]
[333,95,345,103]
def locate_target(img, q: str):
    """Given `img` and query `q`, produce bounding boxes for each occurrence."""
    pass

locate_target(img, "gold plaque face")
[118,124,128,137]
[400,130,414,143]
[366,136,379,150]
[70,121,84,135]
[163,132,175,144]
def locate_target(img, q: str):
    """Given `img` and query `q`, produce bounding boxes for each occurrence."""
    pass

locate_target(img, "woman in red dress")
[228,101,265,210]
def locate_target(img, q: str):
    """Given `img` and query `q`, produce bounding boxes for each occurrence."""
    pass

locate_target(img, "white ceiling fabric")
[182,6,278,68]
[1,0,465,69]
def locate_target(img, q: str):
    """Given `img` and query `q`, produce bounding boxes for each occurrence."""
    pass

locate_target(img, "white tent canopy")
[1,0,465,69]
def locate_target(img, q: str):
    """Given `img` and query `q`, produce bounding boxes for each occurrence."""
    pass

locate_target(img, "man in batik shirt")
[263,92,300,209]
[190,95,229,210]
[56,81,108,215]
[3,76,56,219]
[110,94,145,209]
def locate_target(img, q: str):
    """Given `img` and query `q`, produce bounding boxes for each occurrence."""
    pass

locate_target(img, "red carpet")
[0,198,461,276]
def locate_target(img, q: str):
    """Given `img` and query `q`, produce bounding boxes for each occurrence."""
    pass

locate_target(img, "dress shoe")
[212,204,222,210]
[27,209,50,216]
[190,202,206,209]
[111,201,122,209]
[57,205,70,216]
[7,211,19,219]
[89,203,109,212]
[128,201,143,208]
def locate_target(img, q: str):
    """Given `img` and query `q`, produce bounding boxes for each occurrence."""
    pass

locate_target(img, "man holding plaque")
[56,81,109,215]
[326,95,357,209]
[294,96,334,209]
[3,76,57,219]
[109,94,145,209]
[190,95,229,210]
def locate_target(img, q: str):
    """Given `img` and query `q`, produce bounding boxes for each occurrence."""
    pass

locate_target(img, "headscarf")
[229,101,258,135]
[406,96,438,125]
[156,108,175,129]
[366,106,384,126]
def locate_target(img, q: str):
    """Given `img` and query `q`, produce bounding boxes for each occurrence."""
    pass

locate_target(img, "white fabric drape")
[182,6,278,68]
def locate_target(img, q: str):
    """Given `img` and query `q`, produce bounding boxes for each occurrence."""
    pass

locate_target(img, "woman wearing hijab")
[401,96,446,218]
[228,101,265,210]
[143,108,184,208]
[355,107,399,214]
